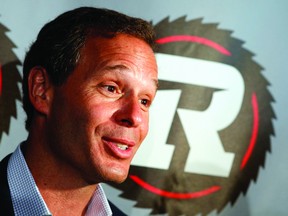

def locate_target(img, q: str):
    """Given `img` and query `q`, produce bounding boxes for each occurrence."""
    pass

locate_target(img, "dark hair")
[22,7,156,130]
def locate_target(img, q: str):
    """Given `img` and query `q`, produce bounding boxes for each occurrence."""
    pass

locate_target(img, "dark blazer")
[0,154,14,216]
[0,154,127,216]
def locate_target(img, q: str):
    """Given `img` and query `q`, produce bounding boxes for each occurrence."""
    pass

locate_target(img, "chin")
[104,166,129,184]
[110,177,127,184]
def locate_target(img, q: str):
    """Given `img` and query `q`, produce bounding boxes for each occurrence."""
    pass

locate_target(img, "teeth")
[116,144,128,150]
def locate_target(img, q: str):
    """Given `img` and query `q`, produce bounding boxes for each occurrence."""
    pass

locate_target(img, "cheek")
[89,103,113,124]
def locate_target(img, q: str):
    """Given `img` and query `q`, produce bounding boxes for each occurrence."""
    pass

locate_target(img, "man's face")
[47,34,158,184]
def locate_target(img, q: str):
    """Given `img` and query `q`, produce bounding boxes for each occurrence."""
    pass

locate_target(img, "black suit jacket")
[0,154,127,216]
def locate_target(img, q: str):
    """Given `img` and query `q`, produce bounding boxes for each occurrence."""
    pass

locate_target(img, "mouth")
[115,143,129,151]
[102,136,135,159]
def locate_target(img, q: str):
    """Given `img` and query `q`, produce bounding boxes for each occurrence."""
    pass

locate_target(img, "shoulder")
[0,154,15,215]
[0,154,11,178]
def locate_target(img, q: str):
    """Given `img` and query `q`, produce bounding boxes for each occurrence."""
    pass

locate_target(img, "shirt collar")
[86,184,112,216]
[7,143,112,216]
[8,143,51,216]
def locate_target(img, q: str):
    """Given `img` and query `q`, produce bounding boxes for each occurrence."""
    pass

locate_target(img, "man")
[0,7,158,215]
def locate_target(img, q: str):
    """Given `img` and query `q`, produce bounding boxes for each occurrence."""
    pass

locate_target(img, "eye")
[105,85,117,93]
[140,98,151,108]
[98,82,123,98]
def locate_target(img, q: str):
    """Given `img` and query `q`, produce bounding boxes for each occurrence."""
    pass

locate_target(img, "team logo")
[110,17,275,215]
[0,23,22,142]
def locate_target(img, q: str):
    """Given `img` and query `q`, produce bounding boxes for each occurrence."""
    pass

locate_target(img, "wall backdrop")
[1,0,287,215]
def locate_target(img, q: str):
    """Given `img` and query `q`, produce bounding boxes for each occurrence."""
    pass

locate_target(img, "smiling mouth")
[103,136,132,151]
[115,143,129,150]
[102,136,135,159]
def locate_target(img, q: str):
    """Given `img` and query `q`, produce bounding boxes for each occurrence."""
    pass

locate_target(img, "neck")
[39,183,97,216]
[23,125,98,215]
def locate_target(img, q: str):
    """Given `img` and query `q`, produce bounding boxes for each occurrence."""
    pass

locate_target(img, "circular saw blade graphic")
[109,17,275,215]
[0,23,22,142]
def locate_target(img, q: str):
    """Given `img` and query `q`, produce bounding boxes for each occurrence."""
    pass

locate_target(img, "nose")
[114,96,144,127]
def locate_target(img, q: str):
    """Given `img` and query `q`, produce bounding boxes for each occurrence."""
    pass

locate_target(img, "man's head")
[23,7,158,184]
[23,7,157,130]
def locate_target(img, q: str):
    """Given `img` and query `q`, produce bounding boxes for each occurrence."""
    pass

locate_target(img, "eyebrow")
[105,65,159,89]
[106,65,128,71]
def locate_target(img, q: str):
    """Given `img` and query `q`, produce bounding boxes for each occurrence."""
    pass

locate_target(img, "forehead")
[77,34,158,79]
[82,34,155,58]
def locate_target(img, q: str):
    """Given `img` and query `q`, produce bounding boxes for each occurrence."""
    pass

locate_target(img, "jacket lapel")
[0,154,15,216]
[109,200,128,216]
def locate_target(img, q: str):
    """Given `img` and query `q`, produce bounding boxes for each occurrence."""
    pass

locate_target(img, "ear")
[28,67,53,115]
